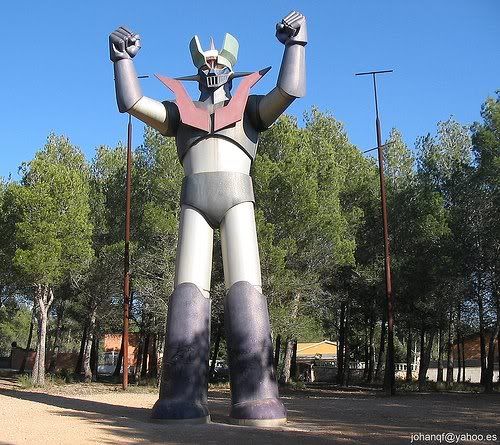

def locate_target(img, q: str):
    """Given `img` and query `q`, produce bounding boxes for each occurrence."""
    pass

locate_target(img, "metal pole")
[122,114,132,390]
[355,69,395,395]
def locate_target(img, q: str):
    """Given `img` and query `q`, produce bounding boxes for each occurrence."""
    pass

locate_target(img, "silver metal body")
[109,13,307,300]
[110,11,307,424]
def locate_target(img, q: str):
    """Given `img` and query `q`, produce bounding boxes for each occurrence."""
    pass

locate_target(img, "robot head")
[189,33,239,89]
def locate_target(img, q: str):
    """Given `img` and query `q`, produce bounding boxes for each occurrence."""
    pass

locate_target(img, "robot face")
[199,63,232,89]
[189,34,239,89]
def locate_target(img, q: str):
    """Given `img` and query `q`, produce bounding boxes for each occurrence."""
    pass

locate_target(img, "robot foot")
[151,283,211,423]
[224,281,287,426]
[229,398,287,426]
[151,399,210,424]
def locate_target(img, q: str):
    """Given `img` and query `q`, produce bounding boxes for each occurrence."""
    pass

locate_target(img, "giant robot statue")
[109,11,307,426]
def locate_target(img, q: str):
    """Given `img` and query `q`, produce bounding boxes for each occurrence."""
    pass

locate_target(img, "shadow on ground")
[1,383,499,445]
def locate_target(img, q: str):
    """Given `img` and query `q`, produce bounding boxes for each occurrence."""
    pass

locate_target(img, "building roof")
[297,341,337,358]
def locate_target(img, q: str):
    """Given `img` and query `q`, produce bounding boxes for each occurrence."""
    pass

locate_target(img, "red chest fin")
[155,68,269,132]
[213,70,266,131]
[155,75,211,132]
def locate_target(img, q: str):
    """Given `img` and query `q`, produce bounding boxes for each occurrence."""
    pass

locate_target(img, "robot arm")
[253,12,307,129]
[109,27,179,136]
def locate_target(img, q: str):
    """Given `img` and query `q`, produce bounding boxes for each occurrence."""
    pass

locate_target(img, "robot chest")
[176,116,260,162]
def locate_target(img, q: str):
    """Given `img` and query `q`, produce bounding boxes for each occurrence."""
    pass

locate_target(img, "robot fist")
[109,26,141,62]
[276,11,307,45]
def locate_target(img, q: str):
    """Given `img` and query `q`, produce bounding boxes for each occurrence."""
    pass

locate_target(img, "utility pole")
[355,69,395,395]
[122,114,132,390]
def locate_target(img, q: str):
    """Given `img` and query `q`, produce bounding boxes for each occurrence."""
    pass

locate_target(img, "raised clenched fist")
[276,11,308,45]
[109,26,141,62]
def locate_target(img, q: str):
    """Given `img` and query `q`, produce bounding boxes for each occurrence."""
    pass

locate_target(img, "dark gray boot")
[224,281,287,426]
[151,283,210,423]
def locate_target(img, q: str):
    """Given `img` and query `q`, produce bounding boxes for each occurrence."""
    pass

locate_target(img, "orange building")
[103,333,140,367]
[102,333,159,375]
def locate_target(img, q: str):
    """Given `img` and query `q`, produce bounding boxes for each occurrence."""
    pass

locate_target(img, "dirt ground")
[0,376,498,445]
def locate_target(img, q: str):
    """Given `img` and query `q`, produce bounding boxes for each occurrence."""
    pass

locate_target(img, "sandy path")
[0,377,498,444]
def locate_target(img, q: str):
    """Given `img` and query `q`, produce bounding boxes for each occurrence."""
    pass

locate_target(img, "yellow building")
[296,341,337,382]
[296,341,337,361]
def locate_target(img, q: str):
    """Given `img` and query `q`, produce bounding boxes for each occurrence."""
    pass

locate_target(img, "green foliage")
[270,305,325,341]
[17,373,34,389]
[11,134,93,286]
[254,110,367,341]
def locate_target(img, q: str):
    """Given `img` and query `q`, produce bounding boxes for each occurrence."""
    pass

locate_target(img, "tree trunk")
[31,316,42,384]
[375,315,386,381]
[363,319,369,380]
[82,332,93,383]
[336,301,346,384]
[20,305,36,373]
[405,327,412,382]
[477,275,487,385]
[32,285,54,386]
[141,333,150,378]
[456,304,462,383]
[342,303,351,387]
[83,309,96,383]
[497,330,500,383]
[149,333,158,379]
[437,327,444,382]
[367,315,376,383]
[113,337,124,378]
[461,336,466,382]
[113,296,133,379]
[291,340,298,380]
[417,327,426,390]
[209,324,222,382]
[90,334,99,382]
[418,329,435,391]
[48,300,65,373]
[34,310,48,385]
[134,333,144,382]
[75,325,88,375]
[344,336,351,387]
[274,334,281,373]
[446,308,454,385]
[281,339,294,384]
[158,321,167,391]
[280,292,300,384]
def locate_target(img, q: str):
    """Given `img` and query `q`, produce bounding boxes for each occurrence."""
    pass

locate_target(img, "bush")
[396,379,484,393]
[56,368,74,384]
[288,380,307,390]
[17,373,33,389]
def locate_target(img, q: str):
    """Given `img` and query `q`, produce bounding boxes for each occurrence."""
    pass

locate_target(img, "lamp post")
[355,69,395,395]
[122,114,132,390]
[121,75,149,389]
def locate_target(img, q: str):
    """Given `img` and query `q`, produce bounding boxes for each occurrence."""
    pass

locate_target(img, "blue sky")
[1,0,499,179]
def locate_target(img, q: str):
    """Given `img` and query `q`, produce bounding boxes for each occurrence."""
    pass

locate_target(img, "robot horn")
[230,72,253,79]
[189,35,206,69]
[175,74,201,81]
[219,33,239,69]
[231,66,271,80]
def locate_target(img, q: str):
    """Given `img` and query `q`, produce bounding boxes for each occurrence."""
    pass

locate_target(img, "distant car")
[209,360,229,382]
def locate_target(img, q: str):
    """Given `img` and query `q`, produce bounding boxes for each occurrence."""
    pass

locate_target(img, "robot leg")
[221,202,287,426]
[151,206,213,423]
